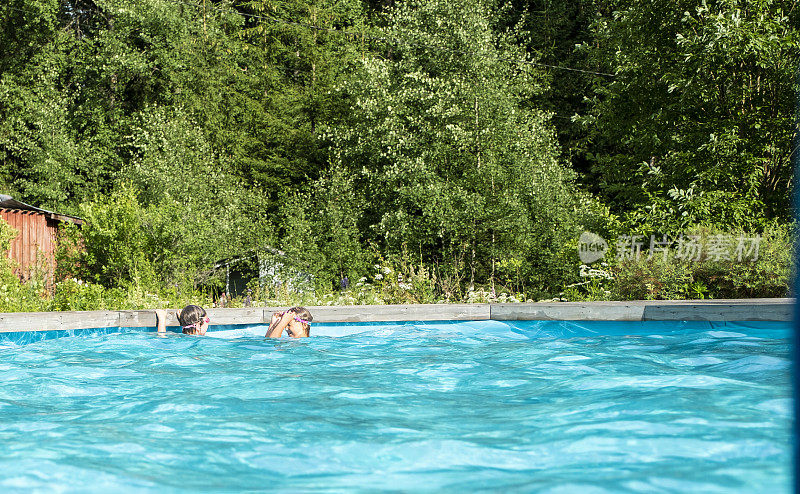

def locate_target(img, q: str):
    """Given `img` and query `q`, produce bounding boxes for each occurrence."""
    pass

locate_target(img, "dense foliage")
[576,0,798,232]
[0,0,796,310]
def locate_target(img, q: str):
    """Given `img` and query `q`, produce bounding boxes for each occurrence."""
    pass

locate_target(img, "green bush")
[601,223,792,301]
[610,255,695,301]
[50,279,109,311]
[690,224,792,299]
[60,185,157,288]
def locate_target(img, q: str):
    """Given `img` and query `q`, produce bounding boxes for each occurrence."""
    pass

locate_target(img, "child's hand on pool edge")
[155,309,167,333]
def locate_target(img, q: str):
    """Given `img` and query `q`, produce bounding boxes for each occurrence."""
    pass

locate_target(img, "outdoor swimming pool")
[0,320,790,492]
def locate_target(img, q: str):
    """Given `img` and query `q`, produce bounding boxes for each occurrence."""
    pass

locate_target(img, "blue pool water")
[0,320,790,492]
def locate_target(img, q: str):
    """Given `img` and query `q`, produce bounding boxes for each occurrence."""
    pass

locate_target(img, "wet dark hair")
[178,305,206,335]
[289,306,313,336]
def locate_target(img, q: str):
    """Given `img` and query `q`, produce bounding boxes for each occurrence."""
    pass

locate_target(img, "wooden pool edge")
[0,299,792,333]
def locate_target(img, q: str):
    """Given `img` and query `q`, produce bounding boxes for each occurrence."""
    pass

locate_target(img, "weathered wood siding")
[0,208,58,280]
[0,299,792,333]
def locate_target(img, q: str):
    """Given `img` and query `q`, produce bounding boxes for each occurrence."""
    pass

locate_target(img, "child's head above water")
[266,306,314,338]
[178,305,209,336]
[287,306,313,338]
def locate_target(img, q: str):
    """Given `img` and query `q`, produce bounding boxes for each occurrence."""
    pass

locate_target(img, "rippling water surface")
[0,321,790,492]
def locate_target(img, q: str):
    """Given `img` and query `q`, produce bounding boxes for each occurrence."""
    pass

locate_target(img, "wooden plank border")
[0,299,792,333]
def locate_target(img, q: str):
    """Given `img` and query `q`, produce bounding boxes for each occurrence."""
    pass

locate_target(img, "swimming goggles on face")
[182,316,210,330]
[293,317,310,325]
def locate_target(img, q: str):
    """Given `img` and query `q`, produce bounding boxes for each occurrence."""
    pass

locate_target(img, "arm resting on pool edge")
[155,309,167,334]
[266,310,294,338]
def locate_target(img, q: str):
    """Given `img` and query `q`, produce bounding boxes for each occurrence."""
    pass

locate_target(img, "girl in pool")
[266,306,313,338]
[155,305,210,336]
[155,305,312,337]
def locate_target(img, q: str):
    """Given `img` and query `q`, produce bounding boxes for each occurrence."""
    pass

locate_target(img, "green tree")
[279,166,371,291]
[232,0,366,208]
[324,0,601,294]
[498,0,599,175]
[0,1,85,209]
[577,0,799,231]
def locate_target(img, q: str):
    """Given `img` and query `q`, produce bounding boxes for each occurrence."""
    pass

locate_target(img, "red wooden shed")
[0,194,83,282]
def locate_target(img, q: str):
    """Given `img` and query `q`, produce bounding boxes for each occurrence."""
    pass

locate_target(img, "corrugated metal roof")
[0,195,84,225]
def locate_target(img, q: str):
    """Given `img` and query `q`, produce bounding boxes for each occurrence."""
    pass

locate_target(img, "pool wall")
[0,299,792,334]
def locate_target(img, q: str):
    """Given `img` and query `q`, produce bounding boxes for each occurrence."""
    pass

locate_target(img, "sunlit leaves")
[322,0,596,292]
[580,0,798,230]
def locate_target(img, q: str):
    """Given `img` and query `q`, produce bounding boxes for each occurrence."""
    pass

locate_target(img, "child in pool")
[155,305,210,336]
[266,306,313,338]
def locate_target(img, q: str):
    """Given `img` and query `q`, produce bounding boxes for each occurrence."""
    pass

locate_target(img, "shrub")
[610,254,694,300]
[601,223,792,300]
[690,224,792,298]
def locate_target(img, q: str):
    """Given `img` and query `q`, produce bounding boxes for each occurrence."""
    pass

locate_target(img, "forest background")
[0,0,797,311]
